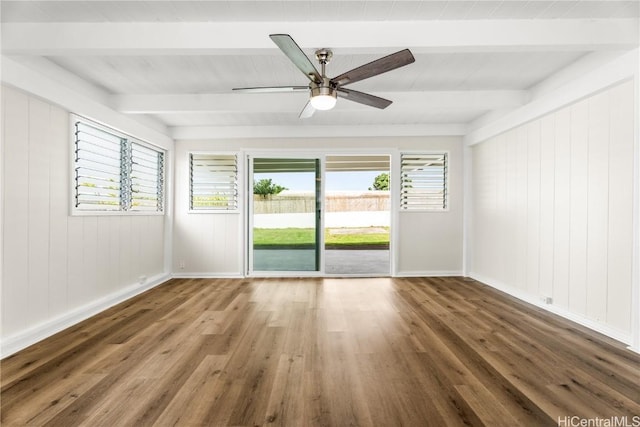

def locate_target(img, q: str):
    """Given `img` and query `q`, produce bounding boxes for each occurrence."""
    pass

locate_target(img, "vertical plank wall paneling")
[526,121,541,297]
[568,100,589,316]
[607,84,635,331]
[49,105,70,318]
[27,97,51,326]
[3,86,30,335]
[515,127,529,292]
[471,80,635,340]
[586,91,610,323]
[1,86,167,352]
[552,107,571,310]
[539,115,555,300]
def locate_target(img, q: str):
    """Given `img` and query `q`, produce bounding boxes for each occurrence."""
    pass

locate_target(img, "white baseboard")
[175,271,466,279]
[395,270,463,277]
[172,272,244,279]
[1,273,171,359]
[469,272,634,347]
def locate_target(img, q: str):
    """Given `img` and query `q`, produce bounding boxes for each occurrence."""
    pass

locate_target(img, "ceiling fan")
[233,34,415,118]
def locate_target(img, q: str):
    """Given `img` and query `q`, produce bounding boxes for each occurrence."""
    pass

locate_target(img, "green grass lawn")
[253,227,389,248]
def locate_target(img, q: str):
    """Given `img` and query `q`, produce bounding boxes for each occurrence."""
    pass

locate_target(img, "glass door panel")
[251,157,321,273]
[324,155,391,275]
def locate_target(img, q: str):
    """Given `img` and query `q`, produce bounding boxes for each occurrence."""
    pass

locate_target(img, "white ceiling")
[1,1,638,140]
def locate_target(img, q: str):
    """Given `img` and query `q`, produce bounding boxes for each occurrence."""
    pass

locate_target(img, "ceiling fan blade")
[336,88,392,109]
[232,86,308,93]
[331,49,415,87]
[299,100,316,119]
[270,34,322,83]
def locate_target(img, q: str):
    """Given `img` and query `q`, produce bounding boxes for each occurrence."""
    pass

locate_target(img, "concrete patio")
[253,248,390,275]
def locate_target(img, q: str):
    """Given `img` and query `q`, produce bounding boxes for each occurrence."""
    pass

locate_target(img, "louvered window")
[73,117,164,213]
[130,142,164,211]
[400,153,448,211]
[190,154,238,211]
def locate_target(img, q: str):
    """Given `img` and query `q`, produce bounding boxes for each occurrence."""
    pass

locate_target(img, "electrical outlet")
[542,296,553,305]
[138,275,147,284]
[179,260,185,269]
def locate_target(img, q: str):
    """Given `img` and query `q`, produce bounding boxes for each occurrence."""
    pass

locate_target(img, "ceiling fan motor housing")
[310,77,337,98]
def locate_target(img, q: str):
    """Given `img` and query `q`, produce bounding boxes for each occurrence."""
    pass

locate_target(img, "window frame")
[399,151,449,213]
[70,114,166,216]
[188,151,240,214]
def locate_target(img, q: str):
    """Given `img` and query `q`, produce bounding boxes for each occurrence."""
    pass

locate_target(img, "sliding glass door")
[249,157,321,274]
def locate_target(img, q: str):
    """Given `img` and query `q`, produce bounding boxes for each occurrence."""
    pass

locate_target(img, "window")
[74,121,124,211]
[130,142,164,212]
[400,153,448,211]
[73,117,164,213]
[190,153,238,211]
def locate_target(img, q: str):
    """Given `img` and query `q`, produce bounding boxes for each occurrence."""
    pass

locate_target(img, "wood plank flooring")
[2,277,639,426]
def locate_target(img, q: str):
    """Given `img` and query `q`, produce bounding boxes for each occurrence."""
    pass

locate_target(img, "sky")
[254,171,387,192]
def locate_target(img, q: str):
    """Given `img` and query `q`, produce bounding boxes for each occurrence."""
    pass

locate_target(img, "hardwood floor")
[2,277,639,426]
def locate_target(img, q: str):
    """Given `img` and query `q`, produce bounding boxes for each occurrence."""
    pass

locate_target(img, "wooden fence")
[253,191,390,214]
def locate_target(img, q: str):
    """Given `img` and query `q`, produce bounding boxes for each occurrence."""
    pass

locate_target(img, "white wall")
[1,86,169,357]
[173,137,463,277]
[470,80,635,343]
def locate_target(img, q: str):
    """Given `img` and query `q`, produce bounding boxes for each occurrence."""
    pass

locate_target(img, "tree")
[369,172,389,191]
[253,178,288,198]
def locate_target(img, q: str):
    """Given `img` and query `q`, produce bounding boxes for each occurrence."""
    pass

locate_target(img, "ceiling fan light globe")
[310,94,337,110]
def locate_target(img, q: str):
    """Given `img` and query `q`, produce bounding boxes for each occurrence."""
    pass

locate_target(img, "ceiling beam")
[3,19,638,55]
[113,91,527,114]
[171,124,467,140]
[1,55,174,147]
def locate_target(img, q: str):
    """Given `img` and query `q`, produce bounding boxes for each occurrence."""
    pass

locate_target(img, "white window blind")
[400,153,448,211]
[190,154,238,211]
[73,118,164,213]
